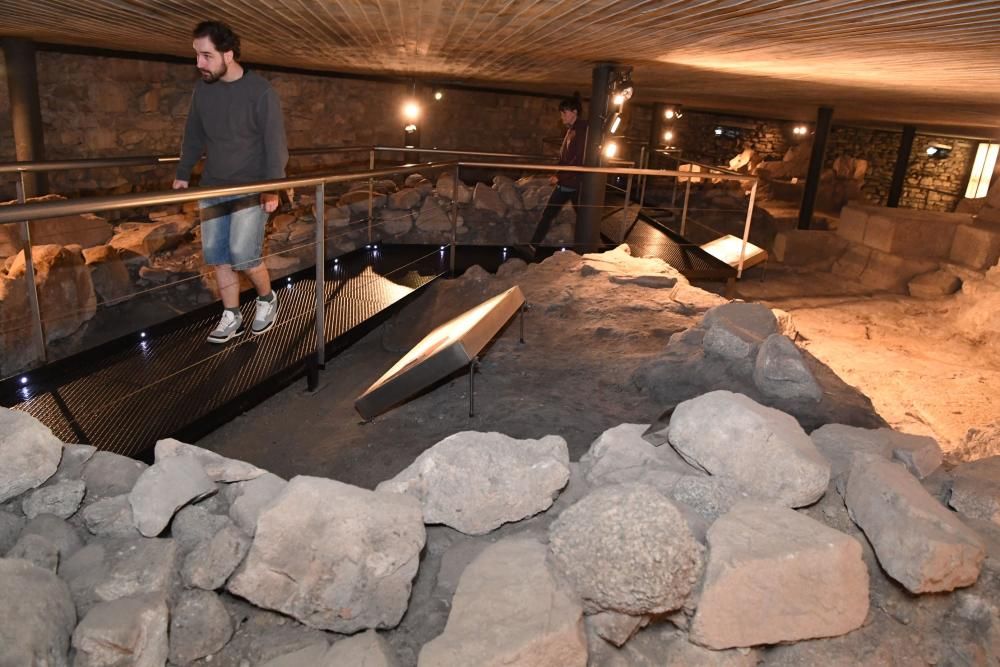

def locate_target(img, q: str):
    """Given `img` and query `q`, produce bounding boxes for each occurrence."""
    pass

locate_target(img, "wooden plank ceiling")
[1,0,999,135]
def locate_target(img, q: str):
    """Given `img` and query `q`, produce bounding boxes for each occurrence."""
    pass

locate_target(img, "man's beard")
[198,63,227,84]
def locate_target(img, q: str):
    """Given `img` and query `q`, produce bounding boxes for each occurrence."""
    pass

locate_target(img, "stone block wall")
[901,135,977,212]
[672,111,788,167]
[0,51,15,199]
[824,126,900,205]
[0,51,564,202]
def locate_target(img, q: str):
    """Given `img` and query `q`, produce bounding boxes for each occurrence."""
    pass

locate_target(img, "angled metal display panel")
[355,285,525,419]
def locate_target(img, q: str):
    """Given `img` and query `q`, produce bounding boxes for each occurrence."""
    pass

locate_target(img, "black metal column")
[887,125,916,208]
[577,63,615,252]
[797,106,833,230]
[649,103,665,168]
[2,38,47,196]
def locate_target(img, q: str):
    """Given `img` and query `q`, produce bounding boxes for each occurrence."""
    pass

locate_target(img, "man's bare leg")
[216,264,240,309]
[243,263,272,298]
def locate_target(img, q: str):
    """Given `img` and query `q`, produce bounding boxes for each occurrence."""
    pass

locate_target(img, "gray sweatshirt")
[175,70,288,186]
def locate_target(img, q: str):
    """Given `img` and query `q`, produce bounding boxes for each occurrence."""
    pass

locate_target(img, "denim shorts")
[199,194,266,269]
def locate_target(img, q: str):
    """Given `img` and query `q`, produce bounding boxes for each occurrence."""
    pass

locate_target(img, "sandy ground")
[735,267,1000,460]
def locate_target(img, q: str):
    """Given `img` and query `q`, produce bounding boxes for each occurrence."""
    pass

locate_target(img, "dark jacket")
[556,117,588,189]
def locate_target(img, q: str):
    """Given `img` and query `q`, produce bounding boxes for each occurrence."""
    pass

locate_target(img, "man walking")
[173,20,288,343]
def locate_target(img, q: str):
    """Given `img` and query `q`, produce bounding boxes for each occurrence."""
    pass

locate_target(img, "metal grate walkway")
[1,245,504,458]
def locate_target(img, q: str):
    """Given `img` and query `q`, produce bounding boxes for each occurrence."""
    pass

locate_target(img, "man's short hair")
[193,21,241,60]
[559,92,583,114]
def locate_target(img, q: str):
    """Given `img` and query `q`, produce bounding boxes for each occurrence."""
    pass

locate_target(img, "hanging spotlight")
[926,143,952,159]
[792,125,809,136]
[663,130,674,143]
[433,90,444,101]
[612,93,626,106]
[603,142,619,158]
[664,105,683,120]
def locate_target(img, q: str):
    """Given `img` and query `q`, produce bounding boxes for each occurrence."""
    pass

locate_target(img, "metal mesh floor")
[1,245,499,458]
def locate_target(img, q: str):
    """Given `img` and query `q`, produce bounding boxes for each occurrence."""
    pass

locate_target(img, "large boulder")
[227,476,425,633]
[667,391,830,507]
[82,245,132,305]
[419,537,586,667]
[153,438,266,483]
[167,590,234,665]
[376,431,570,535]
[702,302,778,360]
[109,217,194,259]
[415,196,453,232]
[6,243,97,342]
[949,456,1000,525]
[71,593,168,667]
[690,501,869,649]
[752,334,822,401]
[845,453,985,593]
[547,483,704,615]
[128,455,217,537]
[0,558,76,667]
[0,407,62,503]
[473,182,507,217]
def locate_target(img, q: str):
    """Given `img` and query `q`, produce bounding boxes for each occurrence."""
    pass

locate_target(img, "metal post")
[449,164,460,275]
[680,178,692,237]
[621,173,632,242]
[638,145,650,212]
[671,163,679,208]
[577,63,615,252]
[310,182,326,390]
[737,179,759,279]
[519,303,526,344]
[468,356,479,417]
[15,174,47,364]
[798,106,834,229]
[367,149,375,244]
[887,125,916,208]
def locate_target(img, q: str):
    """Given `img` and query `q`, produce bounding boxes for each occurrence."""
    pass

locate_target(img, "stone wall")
[824,126,900,205]
[672,112,789,167]
[0,51,15,199]
[902,135,977,212]
[1,51,565,202]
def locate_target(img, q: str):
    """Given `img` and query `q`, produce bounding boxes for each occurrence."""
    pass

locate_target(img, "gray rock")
[170,504,231,553]
[376,431,570,535]
[668,391,830,507]
[701,301,778,360]
[81,494,142,538]
[668,474,751,522]
[771,307,798,339]
[7,533,60,572]
[752,334,823,401]
[258,641,330,667]
[72,593,168,667]
[228,472,287,535]
[18,514,84,563]
[548,483,704,615]
[380,208,415,235]
[60,537,177,616]
[22,479,86,519]
[48,444,96,483]
[579,423,693,487]
[586,610,649,647]
[949,456,1000,525]
[153,438,266,483]
[388,187,422,210]
[420,537,586,667]
[227,476,425,633]
[0,407,63,503]
[415,196,453,232]
[591,624,760,666]
[0,558,76,667]
[497,182,524,211]
[889,431,943,479]
[182,523,250,590]
[809,423,892,488]
[845,453,985,593]
[690,501,869,649]
[129,455,217,537]
[608,274,678,289]
[435,172,472,204]
[81,451,147,502]
[908,269,961,298]
[472,182,507,217]
[0,510,26,553]
[168,590,234,665]
[327,630,399,666]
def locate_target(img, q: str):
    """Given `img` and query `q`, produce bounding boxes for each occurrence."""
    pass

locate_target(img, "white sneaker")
[207,310,244,344]
[252,293,278,335]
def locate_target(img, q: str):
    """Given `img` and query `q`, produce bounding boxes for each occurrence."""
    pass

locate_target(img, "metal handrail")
[3,157,758,385]
[0,146,552,175]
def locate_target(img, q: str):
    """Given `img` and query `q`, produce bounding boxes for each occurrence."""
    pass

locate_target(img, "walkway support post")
[577,63,615,252]
[888,125,916,208]
[798,106,834,230]
[2,38,47,196]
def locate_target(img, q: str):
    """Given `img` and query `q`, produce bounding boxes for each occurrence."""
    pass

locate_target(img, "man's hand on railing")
[549,175,558,186]
[260,193,279,213]
[172,179,189,189]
